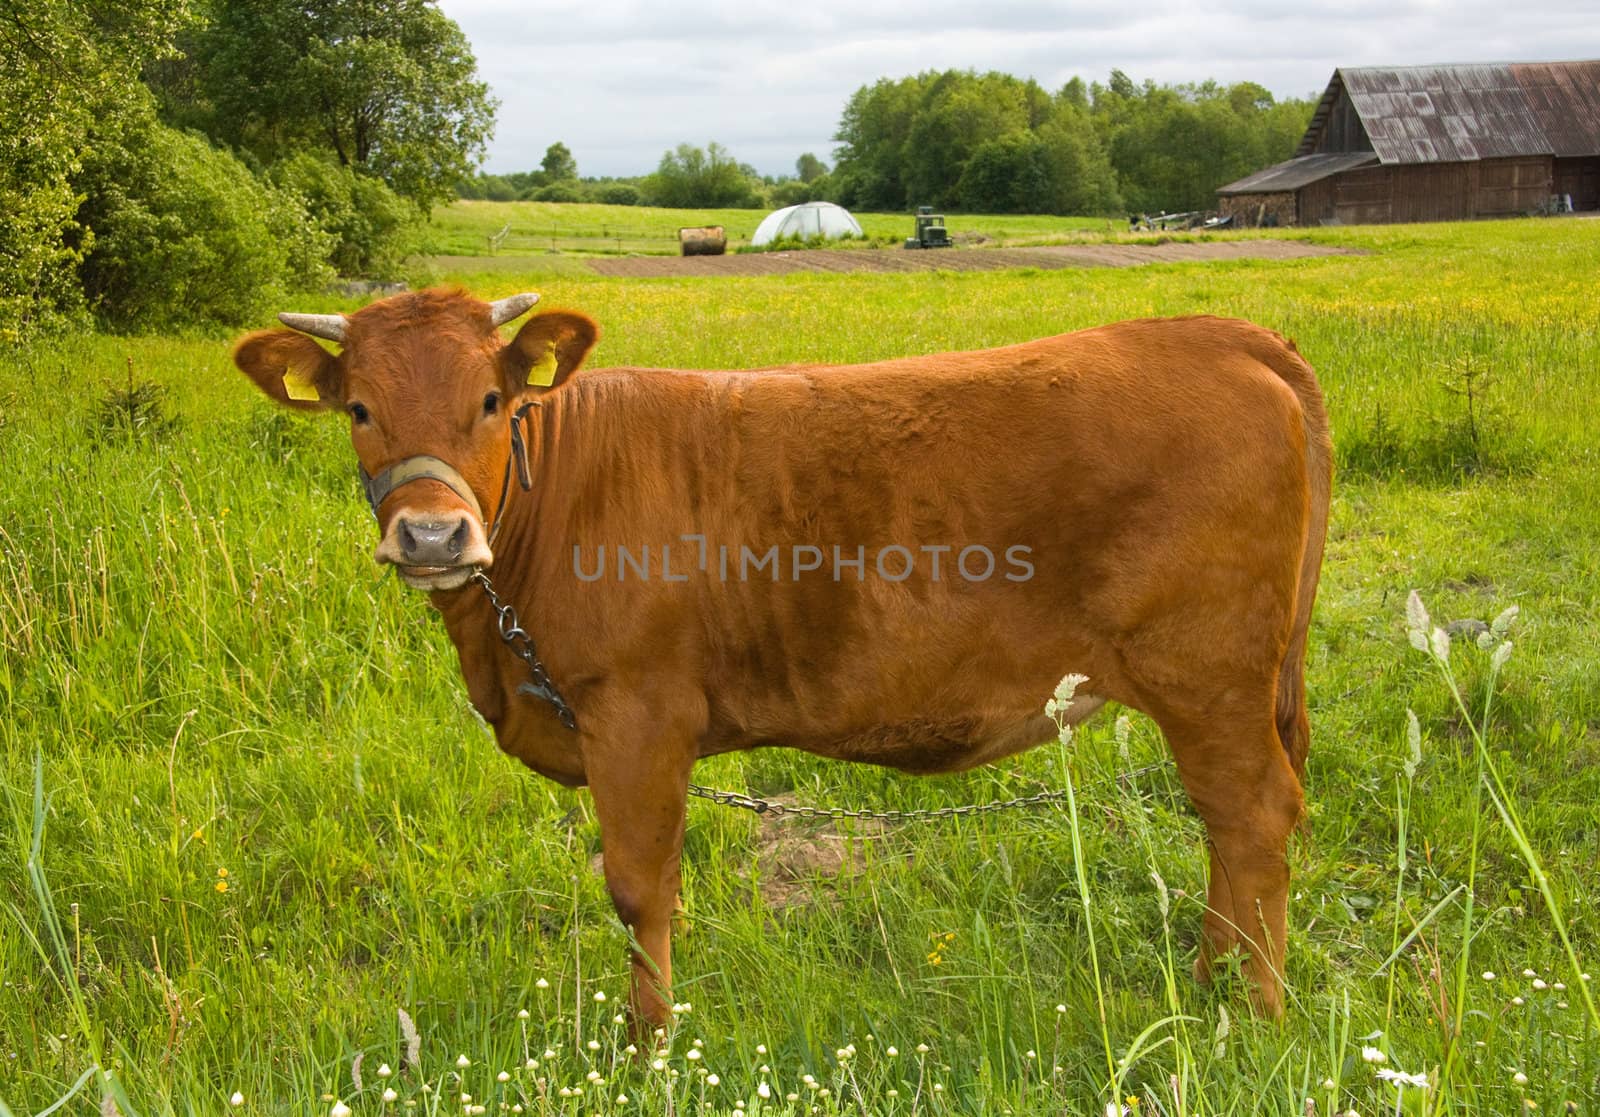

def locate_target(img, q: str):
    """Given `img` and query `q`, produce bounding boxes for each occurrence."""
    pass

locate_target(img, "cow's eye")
[483,391,501,417]
[348,402,369,424]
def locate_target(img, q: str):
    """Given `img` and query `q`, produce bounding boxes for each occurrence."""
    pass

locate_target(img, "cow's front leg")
[582,705,696,1034]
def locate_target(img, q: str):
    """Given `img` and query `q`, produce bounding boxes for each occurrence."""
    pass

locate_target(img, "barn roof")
[1297,60,1600,164]
[1217,152,1379,195]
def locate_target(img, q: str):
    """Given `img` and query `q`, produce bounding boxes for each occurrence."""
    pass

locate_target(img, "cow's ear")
[502,311,599,394]
[232,329,343,412]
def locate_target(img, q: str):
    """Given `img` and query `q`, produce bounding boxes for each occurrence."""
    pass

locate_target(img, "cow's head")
[233,289,598,591]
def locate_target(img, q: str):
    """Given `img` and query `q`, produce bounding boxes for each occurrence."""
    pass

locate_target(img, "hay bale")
[679,226,727,256]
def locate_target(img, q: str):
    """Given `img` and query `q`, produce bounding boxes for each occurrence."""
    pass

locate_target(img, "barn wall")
[1295,157,1557,225]
[1553,157,1600,210]
[1310,91,1373,155]
[1218,192,1296,227]
[1474,157,1552,214]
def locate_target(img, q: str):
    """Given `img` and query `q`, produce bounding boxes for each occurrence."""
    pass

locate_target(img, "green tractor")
[904,206,952,249]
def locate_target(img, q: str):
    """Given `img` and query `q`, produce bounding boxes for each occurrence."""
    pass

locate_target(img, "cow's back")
[546,316,1315,769]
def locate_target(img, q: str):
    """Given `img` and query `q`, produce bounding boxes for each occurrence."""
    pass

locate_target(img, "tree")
[542,142,578,182]
[648,143,761,208]
[0,0,191,333]
[795,152,828,183]
[189,0,496,211]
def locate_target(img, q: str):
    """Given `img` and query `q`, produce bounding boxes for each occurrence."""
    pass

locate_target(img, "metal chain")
[686,761,1170,823]
[472,570,579,731]
[472,569,1173,824]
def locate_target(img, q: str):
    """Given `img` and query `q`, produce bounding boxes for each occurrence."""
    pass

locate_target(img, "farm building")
[1217,61,1600,226]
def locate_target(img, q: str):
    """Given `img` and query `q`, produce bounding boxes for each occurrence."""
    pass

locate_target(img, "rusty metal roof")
[1511,61,1600,156]
[1217,152,1379,195]
[1297,60,1600,163]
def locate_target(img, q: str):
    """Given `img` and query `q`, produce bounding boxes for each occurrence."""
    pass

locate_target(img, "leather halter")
[358,402,536,549]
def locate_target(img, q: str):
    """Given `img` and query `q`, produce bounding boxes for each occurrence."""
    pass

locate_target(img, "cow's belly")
[779,694,1106,775]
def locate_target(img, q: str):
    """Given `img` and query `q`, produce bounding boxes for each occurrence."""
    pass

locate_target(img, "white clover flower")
[835,1048,850,1061]
[525,1058,537,1070]
[1026,1050,1037,1059]
[1055,1004,1067,1013]
[613,1014,626,1025]
[460,1093,472,1103]
[457,1054,471,1069]
[593,991,607,1003]
[686,1049,702,1061]
[585,1070,601,1083]
[652,1059,666,1071]
[917,1043,931,1054]
[1482,972,1496,981]
[755,1044,767,1055]
[535,978,550,989]
[1513,1072,1529,1086]
[785,1093,799,1103]
[1553,982,1566,991]
[517,1009,530,1020]
[932,1083,944,1093]
[497,1072,510,1083]
[1532,979,1549,991]
[707,1074,720,1087]
[543,1050,556,1060]
[1360,1046,1387,1065]
[587,1040,601,1052]
[886,1046,898,1057]
[757,1083,771,1100]
[1512,996,1526,1006]
[1322,1078,1335,1090]
[230,1093,244,1107]
[1376,1069,1428,1089]
[615,1095,628,1106]
[759,1064,770,1073]
[887,1089,899,1098]
[382,1088,397,1103]
[331,1103,352,1117]
[802,1074,816,1085]
[470,1107,486,1115]
[558,1087,574,1098]
[1523,969,1538,978]
[624,1044,637,1056]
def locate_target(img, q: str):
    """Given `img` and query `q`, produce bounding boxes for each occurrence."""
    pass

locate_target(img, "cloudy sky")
[437,0,1600,179]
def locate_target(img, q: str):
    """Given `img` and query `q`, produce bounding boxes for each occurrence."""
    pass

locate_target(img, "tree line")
[466,71,1311,219]
[2,0,494,335]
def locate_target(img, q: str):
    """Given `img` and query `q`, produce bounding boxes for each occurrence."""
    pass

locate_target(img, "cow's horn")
[489,292,540,327]
[277,312,347,343]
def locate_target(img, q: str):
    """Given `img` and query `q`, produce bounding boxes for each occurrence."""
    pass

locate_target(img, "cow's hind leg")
[1153,702,1303,1018]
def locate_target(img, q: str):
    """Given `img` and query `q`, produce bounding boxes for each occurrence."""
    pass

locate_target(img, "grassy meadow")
[2,215,1599,1115]
[416,200,1120,259]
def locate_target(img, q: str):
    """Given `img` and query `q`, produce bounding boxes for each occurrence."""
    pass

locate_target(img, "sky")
[437,0,1600,180]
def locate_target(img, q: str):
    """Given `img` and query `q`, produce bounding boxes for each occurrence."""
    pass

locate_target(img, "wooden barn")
[1217,61,1600,226]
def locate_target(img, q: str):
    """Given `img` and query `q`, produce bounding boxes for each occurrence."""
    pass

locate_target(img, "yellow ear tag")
[282,363,321,402]
[528,344,558,388]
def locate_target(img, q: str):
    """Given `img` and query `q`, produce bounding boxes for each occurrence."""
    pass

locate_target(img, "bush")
[595,183,641,206]
[270,153,418,278]
[532,181,586,203]
[74,118,330,331]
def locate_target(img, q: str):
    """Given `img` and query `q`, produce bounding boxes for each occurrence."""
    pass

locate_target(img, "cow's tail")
[1263,333,1333,782]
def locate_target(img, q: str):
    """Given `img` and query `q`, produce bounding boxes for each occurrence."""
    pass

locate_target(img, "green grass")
[3,216,1600,1115]
[418,200,1118,257]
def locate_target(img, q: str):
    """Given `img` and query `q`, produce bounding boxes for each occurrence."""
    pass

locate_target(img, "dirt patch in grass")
[587,240,1361,278]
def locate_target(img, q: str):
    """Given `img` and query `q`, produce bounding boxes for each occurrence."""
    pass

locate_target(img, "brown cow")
[233,288,1332,1028]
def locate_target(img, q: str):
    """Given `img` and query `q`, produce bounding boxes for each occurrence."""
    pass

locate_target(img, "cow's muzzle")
[376,508,494,591]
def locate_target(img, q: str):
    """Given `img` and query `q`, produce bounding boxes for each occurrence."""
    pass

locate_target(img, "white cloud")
[438,0,1600,177]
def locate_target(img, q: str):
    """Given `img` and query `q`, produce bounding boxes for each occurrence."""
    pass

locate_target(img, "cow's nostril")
[396,516,469,565]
